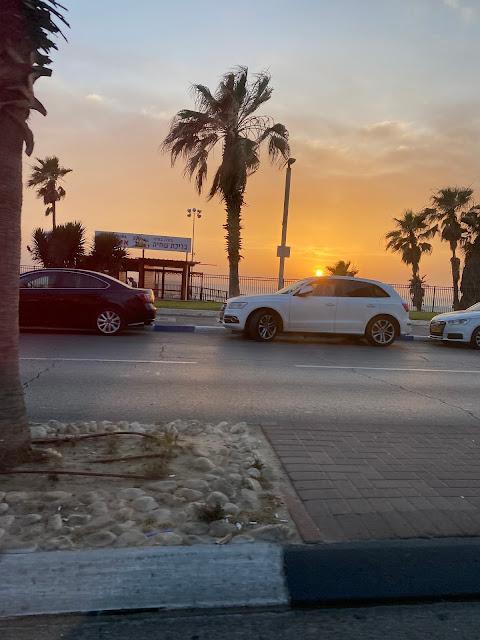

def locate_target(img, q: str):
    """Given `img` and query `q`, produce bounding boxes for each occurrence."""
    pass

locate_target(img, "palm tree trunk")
[224,194,242,298]
[52,199,56,230]
[451,248,461,310]
[0,110,31,470]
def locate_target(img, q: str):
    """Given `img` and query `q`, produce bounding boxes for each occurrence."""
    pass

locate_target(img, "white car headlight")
[447,319,469,325]
[228,302,248,309]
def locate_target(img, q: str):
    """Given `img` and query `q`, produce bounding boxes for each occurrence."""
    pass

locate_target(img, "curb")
[399,334,429,342]
[4,538,480,618]
[154,324,225,333]
[155,309,219,318]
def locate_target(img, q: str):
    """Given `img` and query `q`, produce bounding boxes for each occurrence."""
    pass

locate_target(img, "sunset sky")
[23,0,480,284]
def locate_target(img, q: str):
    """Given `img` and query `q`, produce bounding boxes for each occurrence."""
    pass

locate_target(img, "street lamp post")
[277,158,296,289]
[186,207,202,262]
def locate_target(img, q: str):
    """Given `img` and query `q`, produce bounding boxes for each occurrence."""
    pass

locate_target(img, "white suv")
[219,276,410,346]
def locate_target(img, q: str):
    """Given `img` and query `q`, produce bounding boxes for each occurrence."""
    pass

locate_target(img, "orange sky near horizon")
[20,0,480,287]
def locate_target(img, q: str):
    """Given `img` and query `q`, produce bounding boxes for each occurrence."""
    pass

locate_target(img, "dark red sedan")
[19,268,156,335]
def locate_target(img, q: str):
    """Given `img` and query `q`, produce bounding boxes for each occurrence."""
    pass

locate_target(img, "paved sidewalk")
[264,420,480,542]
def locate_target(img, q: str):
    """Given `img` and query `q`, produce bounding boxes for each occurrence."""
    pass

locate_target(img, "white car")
[429,303,480,349]
[219,276,410,346]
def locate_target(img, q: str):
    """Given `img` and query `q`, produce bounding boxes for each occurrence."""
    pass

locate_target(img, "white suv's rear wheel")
[248,310,279,342]
[366,315,397,347]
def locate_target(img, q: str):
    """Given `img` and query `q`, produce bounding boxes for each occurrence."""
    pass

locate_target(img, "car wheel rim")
[475,332,480,348]
[97,311,121,334]
[258,314,276,339]
[371,319,395,344]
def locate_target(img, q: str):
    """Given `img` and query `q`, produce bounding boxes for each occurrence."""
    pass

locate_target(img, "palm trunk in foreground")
[0,111,31,469]
[224,195,242,298]
[451,250,461,310]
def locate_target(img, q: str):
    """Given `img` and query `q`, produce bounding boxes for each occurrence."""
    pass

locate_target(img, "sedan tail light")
[137,290,154,303]
[402,302,409,312]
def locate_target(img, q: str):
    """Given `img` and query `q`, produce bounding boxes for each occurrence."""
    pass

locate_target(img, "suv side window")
[338,281,390,298]
[311,280,337,297]
[58,273,107,289]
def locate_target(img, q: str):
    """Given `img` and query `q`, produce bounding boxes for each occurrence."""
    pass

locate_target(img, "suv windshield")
[277,278,311,294]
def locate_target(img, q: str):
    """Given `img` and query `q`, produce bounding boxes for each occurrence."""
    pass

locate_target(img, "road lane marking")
[20,358,197,365]
[295,365,480,374]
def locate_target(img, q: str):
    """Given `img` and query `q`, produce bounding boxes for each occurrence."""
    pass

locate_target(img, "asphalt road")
[19,328,480,428]
[4,602,480,640]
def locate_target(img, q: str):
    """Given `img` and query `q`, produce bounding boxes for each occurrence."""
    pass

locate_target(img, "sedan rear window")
[338,281,390,298]
[57,273,108,288]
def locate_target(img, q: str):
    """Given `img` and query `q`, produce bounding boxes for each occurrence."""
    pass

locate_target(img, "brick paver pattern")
[263,424,480,542]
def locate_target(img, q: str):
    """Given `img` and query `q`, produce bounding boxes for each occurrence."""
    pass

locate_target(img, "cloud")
[85,93,105,103]
[442,0,476,22]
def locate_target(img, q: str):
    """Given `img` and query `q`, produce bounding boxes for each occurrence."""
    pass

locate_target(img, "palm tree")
[86,232,128,275]
[326,260,358,277]
[28,221,85,268]
[27,156,72,229]
[385,210,433,311]
[163,67,290,297]
[425,187,475,310]
[0,1,67,468]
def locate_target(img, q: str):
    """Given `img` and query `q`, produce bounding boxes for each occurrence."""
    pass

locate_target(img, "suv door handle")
[325,302,336,307]
[366,304,376,308]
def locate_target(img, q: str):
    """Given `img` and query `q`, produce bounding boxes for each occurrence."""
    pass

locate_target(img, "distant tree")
[326,260,358,277]
[0,0,68,468]
[385,210,433,311]
[28,221,85,268]
[86,232,128,275]
[163,66,290,297]
[425,187,476,310]
[27,156,72,230]
[460,205,480,308]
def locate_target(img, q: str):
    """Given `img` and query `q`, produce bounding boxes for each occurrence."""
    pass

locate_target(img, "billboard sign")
[95,231,191,253]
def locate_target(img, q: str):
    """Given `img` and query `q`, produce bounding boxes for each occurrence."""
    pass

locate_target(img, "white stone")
[132,496,158,513]
[30,425,48,439]
[230,422,248,434]
[111,520,137,535]
[154,532,183,546]
[231,535,255,544]
[247,468,261,479]
[182,479,209,492]
[116,530,146,546]
[66,424,79,435]
[117,421,130,430]
[115,508,134,521]
[22,514,42,525]
[119,488,145,500]
[85,530,117,547]
[146,480,178,493]
[206,491,229,507]
[5,492,28,504]
[244,478,262,492]
[0,503,9,515]
[192,457,215,472]
[44,536,73,550]
[67,514,91,527]
[82,515,115,532]
[209,521,237,538]
[228,473,243,486]
[89,501,109,515]
[249,524,291,542]
[129,422,145,433]
[215,421,229,431]
[47,419,63,430]
[241,489,260,511]
[44,491,72,502]
[150,508,173,526]
[209,479,234,497]
[175,488,203,502]
[48,514,63,532]
[223,502,241,516]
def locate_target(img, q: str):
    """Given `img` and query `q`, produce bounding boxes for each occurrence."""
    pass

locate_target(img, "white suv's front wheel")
[366,315,397,347]
[248,310,279,342]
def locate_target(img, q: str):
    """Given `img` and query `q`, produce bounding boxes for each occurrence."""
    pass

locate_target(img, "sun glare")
[315,269,324,277]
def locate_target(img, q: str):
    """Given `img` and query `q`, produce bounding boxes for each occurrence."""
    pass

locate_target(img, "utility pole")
[277,158,296,289]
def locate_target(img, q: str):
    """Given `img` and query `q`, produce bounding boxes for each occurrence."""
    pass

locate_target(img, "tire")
[248,309,280,342]
[95,309,123,336]
[470,327,480,350]
[365,315,397,347]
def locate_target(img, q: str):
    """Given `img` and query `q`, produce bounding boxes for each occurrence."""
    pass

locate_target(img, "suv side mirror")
[295,284,314,297]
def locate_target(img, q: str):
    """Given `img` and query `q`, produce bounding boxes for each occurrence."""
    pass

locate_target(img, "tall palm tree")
[385,210,433,311]
[0,1,67,468]
[326,260,358,276]
[163,67,290,297]
[460,205,480,308]
[27,156,72,229]
[425,187,475,310]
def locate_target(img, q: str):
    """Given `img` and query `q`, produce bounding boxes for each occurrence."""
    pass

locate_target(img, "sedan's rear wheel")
[471,327,480,350]
[366,315,397,347]
[96,309,123,335]
[248,310,279,342]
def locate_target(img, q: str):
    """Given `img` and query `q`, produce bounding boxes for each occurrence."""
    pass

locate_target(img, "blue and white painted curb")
[3,538,480,617]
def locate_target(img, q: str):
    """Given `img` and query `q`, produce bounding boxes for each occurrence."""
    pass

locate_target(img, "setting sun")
[315,269,324,277]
